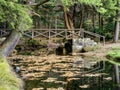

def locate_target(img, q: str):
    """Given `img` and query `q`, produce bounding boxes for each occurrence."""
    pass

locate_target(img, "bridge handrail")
[0,28,105,45]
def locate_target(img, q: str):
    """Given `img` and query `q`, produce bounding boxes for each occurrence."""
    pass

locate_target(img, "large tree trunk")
[0,30,23,90]
[114,20,120,43]
[63,8,75,38]
[0,30,21,57]
[113,1,120,43]
[114,64,120,90]
[63,8,74,30]
[113,2,120,88]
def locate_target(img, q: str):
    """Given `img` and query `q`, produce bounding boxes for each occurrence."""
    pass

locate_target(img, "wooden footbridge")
[0,28,105,44]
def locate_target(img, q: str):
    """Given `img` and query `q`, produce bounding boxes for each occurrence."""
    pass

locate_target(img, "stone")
[73,38,97,53]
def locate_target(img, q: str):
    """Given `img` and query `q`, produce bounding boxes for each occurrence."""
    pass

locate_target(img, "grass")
[107,47,120,60]
[0,55,23,90]
[107,47,120,66]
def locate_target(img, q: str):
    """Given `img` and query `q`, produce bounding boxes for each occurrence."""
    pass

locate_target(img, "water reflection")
[9,55,117,90]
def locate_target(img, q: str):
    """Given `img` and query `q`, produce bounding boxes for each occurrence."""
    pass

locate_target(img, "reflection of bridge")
[0,28,105,44]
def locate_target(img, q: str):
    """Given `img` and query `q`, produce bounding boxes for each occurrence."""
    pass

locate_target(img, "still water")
[10,55,118,90]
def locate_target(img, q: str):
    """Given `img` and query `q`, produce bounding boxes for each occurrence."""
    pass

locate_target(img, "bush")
[25,38,40,46]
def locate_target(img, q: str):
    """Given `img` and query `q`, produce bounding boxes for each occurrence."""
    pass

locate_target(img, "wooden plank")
[50,30,66,38]
[34,30,49,38]
[34,33,49,38]
[23,33,32,38]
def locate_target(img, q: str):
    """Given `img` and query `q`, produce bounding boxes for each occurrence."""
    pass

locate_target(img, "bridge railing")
[80,29,105,45]
[23,29,81,39]
[0,28,105,45]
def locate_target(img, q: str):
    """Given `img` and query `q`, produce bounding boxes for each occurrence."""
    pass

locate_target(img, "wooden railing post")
[32,29,34,39]
[103,37,105,45]
[49,28,50,39]
[65,29,67,39]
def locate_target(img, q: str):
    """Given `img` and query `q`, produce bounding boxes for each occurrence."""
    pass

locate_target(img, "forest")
[0,0,120,90]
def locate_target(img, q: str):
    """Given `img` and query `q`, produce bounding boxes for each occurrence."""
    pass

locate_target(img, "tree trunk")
[101,17,104,31]
[99,13,101,30]
[63,8,74,30]
[114,1,120,86]
[114,64,120,89]
[63,8,75,38]
[0,30,23,89]
[72,4,77,28]
[79,5,84,29]
[0,30,21,57]
[92,10,96,33]
[113,1,120,43]
[114,20,120,43]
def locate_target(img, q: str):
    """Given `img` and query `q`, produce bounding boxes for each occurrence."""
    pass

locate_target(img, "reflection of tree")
[107,48,120,89]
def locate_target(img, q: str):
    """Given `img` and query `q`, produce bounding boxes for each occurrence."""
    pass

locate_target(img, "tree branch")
[35,0,50,8]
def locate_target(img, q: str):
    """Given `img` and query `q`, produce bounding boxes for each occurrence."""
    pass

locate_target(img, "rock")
[0,37,6,44]
[73,38,97,53]
[73,45,83,53]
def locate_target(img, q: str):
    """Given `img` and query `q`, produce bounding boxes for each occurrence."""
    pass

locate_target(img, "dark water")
[9,54,119,90]
[24,59,118,90]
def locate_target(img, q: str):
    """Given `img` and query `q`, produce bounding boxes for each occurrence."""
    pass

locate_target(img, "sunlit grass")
[0,55,22,90]
[107,47,120,66]
[107,47,120,59]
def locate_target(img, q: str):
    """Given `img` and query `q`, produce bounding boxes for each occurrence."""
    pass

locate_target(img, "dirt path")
[78,43,120,60]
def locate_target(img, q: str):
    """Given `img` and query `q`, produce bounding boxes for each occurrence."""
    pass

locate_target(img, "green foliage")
[98,0,118,17]
[78,0,102,5]
[25,38,40,46]
[61,0,75,7]
[107,48,120,60]
[97,22,114,40]
[0,55,22,90]
[0,0,32,31]
[61,0,102,7]
[61,0,119,16]
[107,47,120,66]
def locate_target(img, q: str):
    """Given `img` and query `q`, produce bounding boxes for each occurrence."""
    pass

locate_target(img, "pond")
[9,55,119,90]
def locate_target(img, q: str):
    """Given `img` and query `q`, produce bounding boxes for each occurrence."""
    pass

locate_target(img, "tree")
[100,0,120,88]
[58,0,102,30]
[0,0,32,89]
[114,0,120,43]
[0,0,32,56]
[113,2,120,89]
